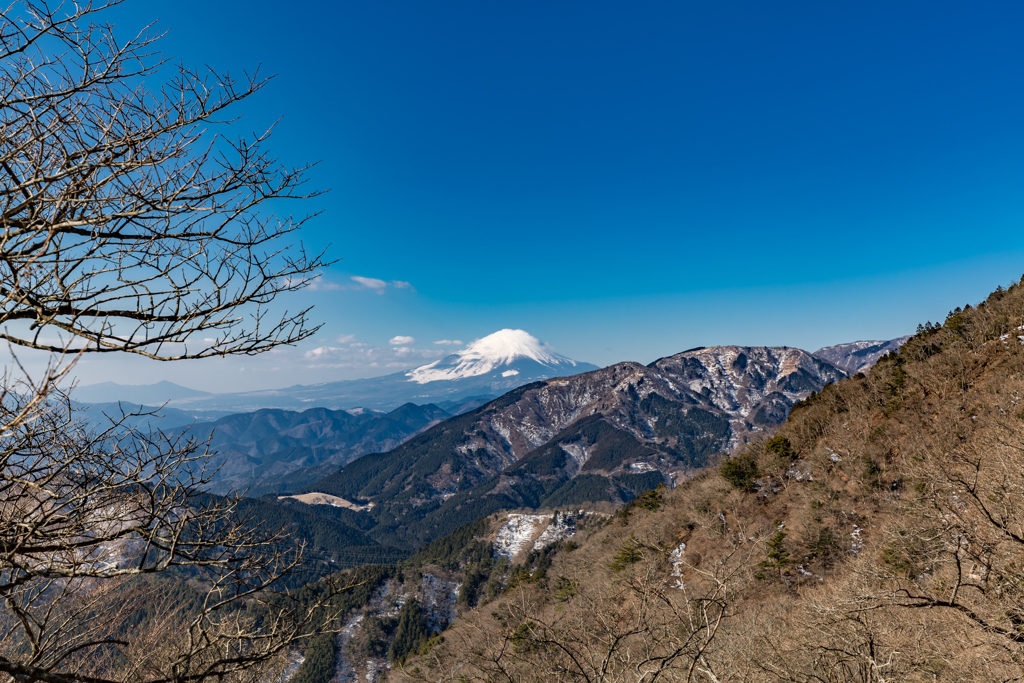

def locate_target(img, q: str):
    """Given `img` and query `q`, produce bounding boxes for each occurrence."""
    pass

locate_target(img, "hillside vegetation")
[387,276,1024,682]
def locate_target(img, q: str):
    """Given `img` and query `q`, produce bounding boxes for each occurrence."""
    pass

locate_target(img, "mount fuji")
[77,330,599,414]
[407,329,589,384]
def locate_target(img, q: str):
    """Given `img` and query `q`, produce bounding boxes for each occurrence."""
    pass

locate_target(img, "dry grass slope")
[388,276,1024,682]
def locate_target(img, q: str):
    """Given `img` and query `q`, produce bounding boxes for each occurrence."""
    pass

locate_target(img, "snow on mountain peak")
[406,329,575,384]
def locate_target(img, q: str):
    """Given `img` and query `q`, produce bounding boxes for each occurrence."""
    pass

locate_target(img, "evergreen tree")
[388,598,431,664]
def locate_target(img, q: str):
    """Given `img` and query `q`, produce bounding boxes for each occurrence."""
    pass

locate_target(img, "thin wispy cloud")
[351,276,388,292]
[303,346,344,360]
[432,339,463,346]
[348,276,417,294]
[302,342,443,369]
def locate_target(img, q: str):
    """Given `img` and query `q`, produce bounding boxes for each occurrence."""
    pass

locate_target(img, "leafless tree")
[875,366,1024,669]
[1,0,327,361]
[399,544,754,683]
[0,2,349,681]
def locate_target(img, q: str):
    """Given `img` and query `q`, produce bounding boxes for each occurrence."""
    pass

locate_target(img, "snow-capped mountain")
[75,330,599,413]
[407,329,586,384]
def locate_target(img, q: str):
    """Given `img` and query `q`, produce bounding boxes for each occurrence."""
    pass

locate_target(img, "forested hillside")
[388,276,1024,682]
[180,403,453,495]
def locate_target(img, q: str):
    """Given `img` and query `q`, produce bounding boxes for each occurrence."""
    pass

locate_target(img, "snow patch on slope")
[493,512,587,560]
[407,329,575,384]
[494,514,549,559]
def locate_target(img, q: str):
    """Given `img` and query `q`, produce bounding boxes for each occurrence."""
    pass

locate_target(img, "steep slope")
[393,277,1024,683]
[285,511,603,683]
[812,335,910,373]
[303,345,844,547]
[227,495,408,572]
[650,345,847,438]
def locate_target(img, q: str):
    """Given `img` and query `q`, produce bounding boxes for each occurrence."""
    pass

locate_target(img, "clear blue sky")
[72,0,1024,391]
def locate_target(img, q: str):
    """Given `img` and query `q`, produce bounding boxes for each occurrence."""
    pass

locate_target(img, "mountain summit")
[408,329,583,383]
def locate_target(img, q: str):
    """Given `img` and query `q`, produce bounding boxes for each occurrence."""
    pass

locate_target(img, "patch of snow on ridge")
[406,329,574,384]
[561,443,588,468]
[493,514,549,560]
[493,512,587,560]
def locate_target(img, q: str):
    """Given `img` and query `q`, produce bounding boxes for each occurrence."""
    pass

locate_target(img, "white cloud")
[351,276,388,292]
[308,279,343,291]
[389,335,416,346]
[334,334,356,343]
[304,346,344,359]
[432,339,463,346]
[391,280,415,291]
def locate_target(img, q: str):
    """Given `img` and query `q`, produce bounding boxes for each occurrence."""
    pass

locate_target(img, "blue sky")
[70,1,1024,391]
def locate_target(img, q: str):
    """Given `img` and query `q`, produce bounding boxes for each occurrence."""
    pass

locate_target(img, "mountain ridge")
[72,380,212,405]
[180,403,455,495]
[300,345,847,548]
[812,335,910,373]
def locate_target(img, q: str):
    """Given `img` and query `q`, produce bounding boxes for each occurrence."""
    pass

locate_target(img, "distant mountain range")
[70,334,908,507]
[299,345,847,548]
[73,380,213,406]
[72,330,598,414]
[813,336,911,374]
